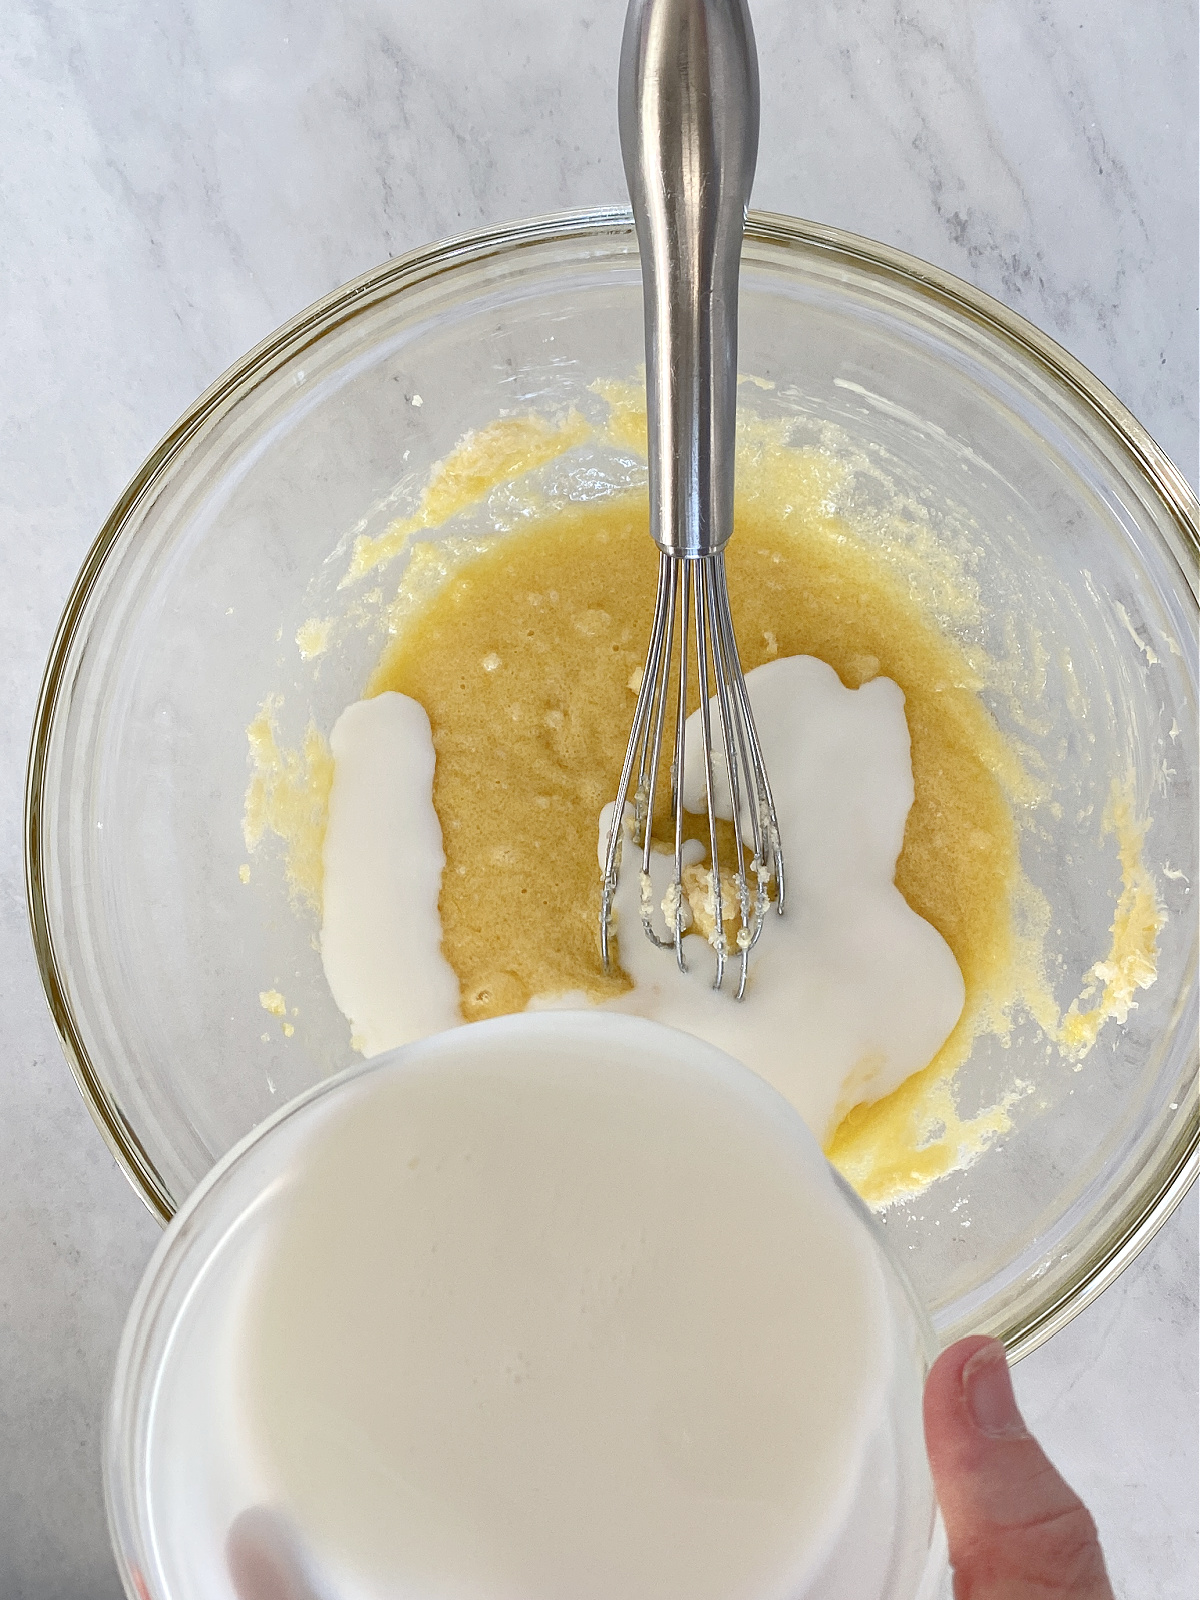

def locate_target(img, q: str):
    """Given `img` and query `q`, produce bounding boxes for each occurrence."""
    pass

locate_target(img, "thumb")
[226,1507,328,1600]
[923,1336,1113,1599]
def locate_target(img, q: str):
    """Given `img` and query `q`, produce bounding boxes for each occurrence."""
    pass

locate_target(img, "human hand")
[924,1335,1114,1599]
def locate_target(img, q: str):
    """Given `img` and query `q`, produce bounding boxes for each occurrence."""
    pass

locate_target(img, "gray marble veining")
[1,2,1195,1596]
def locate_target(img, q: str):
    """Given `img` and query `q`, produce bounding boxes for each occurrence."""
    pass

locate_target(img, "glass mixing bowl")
[105,1013,947,1600]
[26,208,1198,1358]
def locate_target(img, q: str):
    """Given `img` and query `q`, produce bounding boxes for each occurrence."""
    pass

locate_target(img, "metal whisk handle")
[618,0,760,561]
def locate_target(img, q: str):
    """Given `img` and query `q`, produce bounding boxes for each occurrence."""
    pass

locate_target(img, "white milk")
[320,693,461,1055]
[236,1015,902,1600]
[591,656,965,1140]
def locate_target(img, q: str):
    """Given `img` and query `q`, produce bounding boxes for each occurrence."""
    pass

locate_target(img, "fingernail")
[963,1341,1028,1439]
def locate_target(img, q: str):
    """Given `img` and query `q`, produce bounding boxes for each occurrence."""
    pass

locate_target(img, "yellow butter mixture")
[367,492,1027,1201]
[245,402,1164,1205]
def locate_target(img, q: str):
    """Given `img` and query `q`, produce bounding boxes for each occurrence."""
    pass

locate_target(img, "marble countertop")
[1,1,1195,1594]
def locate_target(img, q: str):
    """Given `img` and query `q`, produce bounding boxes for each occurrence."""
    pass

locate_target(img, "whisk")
[600,0,785,998]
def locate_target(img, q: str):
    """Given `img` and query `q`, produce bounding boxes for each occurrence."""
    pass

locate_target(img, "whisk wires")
[600,552,785,998]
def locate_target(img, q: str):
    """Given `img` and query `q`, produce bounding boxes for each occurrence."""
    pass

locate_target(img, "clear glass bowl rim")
[25,204,1199,1362]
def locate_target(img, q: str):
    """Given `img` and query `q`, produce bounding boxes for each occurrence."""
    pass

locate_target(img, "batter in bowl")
[246,396,1163,1205]
[322,649,969,1148]
[335,469,1025,1200]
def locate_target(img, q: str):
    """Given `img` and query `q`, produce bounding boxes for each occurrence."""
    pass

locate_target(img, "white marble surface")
[0,1,1195,1594]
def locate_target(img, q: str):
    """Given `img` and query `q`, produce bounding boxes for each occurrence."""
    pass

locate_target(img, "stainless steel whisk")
[600,0,785,998]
